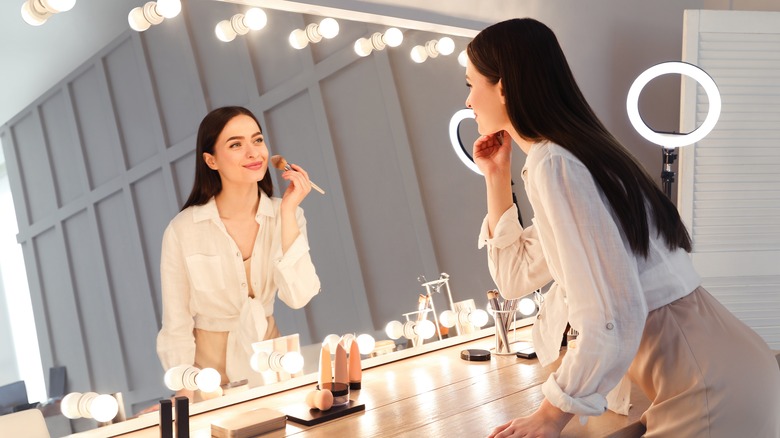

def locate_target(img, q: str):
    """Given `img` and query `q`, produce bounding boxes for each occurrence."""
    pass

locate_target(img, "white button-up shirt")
[478,142,700,417]
[157,193,320,385]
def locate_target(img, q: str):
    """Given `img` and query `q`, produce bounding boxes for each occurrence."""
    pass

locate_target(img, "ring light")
[626,61,721,148]
[448,108,482,175]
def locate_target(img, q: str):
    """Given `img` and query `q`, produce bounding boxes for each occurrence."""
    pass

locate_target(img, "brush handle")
[284,164,325,194]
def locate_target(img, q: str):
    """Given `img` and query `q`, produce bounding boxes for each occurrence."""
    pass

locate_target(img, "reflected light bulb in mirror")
[356,334,375,355]
[289,28,309,49]
[215,20,237,42]
[518,297,537,316]
[323,333,340,354]
[155,0,181,19]
[458,50,467,67]
[244,7,267,30]
[411,45,428,63]
[21,2,49,26]
[354,38,373,57]
[437,37,455,56]
[414,319,436,340]
[61,392,85,419]
[470,308,489,327]
[385,320,404,340]
[340,333,355,349]
[384,27,403,47]
[90,394,119,423]
[251,351,304,374]
[43,0,76,13]
[439,310,457,328]
[195,367,221,393]
[127,7,151,31]
[318,17,339,39]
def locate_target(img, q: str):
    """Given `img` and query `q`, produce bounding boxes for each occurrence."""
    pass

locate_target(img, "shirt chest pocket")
[185,254,227,292]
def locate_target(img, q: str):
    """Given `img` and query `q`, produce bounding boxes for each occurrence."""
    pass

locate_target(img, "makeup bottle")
[348,338,362,390]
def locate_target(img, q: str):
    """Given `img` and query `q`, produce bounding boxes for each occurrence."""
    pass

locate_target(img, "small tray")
[284,400,365,426]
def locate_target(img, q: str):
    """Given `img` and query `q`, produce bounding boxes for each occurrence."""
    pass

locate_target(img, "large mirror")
[1,0,537,433]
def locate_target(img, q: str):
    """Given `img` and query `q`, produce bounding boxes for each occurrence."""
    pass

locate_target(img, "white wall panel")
[680,9,780,348]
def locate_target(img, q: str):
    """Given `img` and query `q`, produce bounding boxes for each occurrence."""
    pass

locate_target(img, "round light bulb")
[356,334,375,355]
[195,367,221,393]
[90,394,119,423]
[61,392,83,419]
[280,351,304,374]
[415,319,436,340]
[518,297,537,316]
[155,0,181,19]
[244,7,267,30]
[385,320,404,340]
[411,45,428,63]
[383,27,403,47]
[469,308,489,328]
[437,37,455,56]
[43,0,76,13]
[250,351,269,373]
[128,7,151,32]
[163,365,187,391]
[289,28,309,49]
[439,310,456,328]
[21,2,48,26]
[215,20,236,42]
[322,334,341,354]
[340,333,356,349]
[318,18,339,39]
[354,38,373,57]
[458,50,467,67]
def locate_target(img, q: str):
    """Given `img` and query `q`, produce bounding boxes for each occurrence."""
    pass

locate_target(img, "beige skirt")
[627,286,780,437]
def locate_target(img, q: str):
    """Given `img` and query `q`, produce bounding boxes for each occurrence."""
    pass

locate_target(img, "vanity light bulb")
[250,351,269,373]
[469,309,489,328]
[323,333,341,354]
[244,7,267,30]
[340,333,356,349]
[437,37,455,56]
[128,7,151,31]
[458,50,467,67]
[43,0,76,13]
[289,28,309,49]
[356,334,376,355]
[384,27,403,47]
[21,2,48,26]
[155,0,181,19]
[61,392,83,419]
[195,367,221,393]
[354,38,373,57]
[439,310,457,328]
[385,320,404,340]
[280,351,305,374]
[411,45,428,63]
[518,297,537,316]
[415,319,436,340]
[215,19,237,42]
[318,18,339,39]
[90,394,119,423]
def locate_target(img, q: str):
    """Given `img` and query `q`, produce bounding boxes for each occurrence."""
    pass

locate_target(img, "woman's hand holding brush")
[270,155,325,195]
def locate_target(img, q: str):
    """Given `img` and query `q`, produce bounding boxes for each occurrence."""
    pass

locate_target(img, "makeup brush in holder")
[270,155,325,194]
[487,290,518,355]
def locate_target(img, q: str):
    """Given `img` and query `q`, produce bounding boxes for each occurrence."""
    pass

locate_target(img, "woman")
[157,106,320,390]
[467,18,780,438]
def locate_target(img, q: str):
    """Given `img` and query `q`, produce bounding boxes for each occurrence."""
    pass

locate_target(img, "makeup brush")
[488,290,511,353]
[269,155,325,194]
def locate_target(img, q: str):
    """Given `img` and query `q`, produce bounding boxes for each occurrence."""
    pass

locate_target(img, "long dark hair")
[467,18,691,256]
[181,106,273,211]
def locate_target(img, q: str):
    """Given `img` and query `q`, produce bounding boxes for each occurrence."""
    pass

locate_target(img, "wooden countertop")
[109,331,649,438]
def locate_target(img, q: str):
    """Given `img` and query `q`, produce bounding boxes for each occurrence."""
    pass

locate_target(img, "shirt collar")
[191,191,274,223]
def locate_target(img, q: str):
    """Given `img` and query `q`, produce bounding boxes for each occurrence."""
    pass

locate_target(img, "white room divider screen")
[679,10,780,349]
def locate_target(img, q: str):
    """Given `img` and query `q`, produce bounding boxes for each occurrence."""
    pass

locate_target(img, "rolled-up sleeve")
[478,204,552,299]
[532,154,647,416]
[274,207,320,309]
[156,224,196,371]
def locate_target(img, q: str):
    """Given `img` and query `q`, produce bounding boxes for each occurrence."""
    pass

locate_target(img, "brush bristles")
[270,154,287,170]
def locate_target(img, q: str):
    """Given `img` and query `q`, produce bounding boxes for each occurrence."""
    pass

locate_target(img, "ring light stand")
[626,61,722,198]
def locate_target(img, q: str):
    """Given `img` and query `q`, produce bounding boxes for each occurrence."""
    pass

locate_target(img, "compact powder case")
[460,349,491,362]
